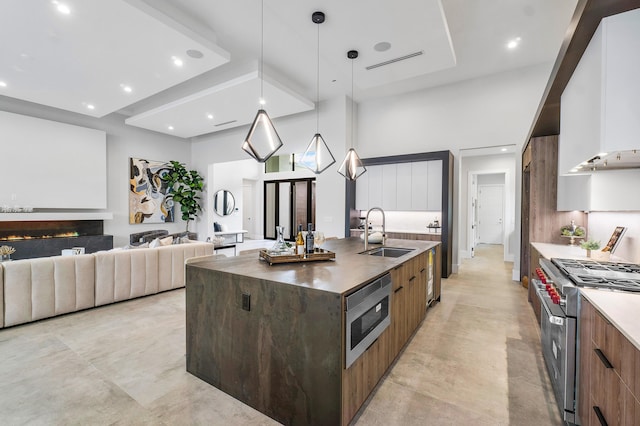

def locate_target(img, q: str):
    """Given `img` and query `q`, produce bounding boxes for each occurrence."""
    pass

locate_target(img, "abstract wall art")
[129,157,174,224]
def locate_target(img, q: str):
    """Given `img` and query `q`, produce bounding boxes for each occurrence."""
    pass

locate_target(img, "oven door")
[534,281,577,424]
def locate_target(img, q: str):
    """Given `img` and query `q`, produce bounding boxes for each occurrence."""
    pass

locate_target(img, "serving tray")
[259,249,335,265]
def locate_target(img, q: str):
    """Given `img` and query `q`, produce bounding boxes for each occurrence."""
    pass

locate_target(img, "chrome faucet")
[364,207,386,251]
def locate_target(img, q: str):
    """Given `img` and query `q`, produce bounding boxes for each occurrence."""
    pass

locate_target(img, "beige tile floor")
[0,244,562,425]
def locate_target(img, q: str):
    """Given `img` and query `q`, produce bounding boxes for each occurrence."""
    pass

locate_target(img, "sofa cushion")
[94,248,159,306]
[3,254,96,327]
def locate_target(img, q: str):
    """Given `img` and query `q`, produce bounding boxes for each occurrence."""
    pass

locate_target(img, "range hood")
[559,9,640,175]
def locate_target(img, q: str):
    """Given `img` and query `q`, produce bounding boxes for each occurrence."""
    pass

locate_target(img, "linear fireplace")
[0,220,113,259]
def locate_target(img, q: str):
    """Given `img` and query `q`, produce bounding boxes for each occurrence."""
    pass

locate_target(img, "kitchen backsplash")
[359,210,441,233]
[588,211,640,263]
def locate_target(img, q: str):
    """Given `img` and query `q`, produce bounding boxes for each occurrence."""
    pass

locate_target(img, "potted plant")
[580,239,601,258]
[161,161,204,234]
[0,245,16,261]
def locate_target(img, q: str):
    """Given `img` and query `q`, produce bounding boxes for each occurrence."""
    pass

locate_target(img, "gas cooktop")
[551,258,640,293]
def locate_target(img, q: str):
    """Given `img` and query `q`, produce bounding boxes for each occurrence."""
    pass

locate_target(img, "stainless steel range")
[532,257,640,425]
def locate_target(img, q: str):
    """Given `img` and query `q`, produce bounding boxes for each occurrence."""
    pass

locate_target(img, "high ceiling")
[0,0,578,138]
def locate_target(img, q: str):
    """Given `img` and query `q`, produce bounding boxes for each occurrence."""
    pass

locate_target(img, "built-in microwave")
[345,273,392,368]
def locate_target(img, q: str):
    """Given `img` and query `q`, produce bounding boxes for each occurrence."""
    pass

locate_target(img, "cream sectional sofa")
[0,241,213,328]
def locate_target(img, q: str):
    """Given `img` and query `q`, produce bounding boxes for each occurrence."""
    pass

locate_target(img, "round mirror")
[214,190,235,216]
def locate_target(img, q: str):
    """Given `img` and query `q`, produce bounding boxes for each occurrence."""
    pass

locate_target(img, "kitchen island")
[185,237,440,425]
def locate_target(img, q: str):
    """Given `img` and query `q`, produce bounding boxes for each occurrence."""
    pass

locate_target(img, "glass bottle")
[269,226,290,255]
[305,223,314,255]
[296,224,305,256]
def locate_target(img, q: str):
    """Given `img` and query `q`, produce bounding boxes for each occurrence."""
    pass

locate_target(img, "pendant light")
[242,0,283,163]
[299,11,336,174]
[338,50,366,180]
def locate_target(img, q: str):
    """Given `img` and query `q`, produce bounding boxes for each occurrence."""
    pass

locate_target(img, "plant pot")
[1,254,11,261]
[586,249,591,258]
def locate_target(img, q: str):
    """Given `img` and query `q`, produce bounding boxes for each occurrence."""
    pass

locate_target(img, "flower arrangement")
[0,245,16,256]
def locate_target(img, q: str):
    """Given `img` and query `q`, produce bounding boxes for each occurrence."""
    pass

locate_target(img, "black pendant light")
[242,0,283,163]
[299,11,336,174]
[338,50,366,180]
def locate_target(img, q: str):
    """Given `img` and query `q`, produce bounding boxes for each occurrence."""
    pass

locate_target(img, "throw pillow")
[220,223,229,232]
[214,222,222,232]
[160,236,173,246]
[149,238,161,248]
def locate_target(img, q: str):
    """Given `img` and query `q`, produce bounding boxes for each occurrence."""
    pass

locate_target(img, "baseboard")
[452,263,459,274]
[505,253,514,262]
[459,250,471,259]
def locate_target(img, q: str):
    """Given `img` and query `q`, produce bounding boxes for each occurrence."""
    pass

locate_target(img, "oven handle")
[536,286,564,326]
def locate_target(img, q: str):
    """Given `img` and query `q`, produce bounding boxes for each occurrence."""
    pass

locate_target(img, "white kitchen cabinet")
[396,163,412,210]
[411,162,429,210]
[356,160,442,212]
[381,164,397,210]
[560,9,640,175]
[426,160,442,210]
[355,172,369,211]
[367,165,383,209]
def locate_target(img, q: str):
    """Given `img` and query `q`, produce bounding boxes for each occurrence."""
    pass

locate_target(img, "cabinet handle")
[394,286,404,293]
[593,406,608,426]
[594,348,614,369]
[409,276,416,282]
[420,268,426,273]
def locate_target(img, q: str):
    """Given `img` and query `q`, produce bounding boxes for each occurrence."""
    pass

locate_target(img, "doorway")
[242,179,258,239]
[264,178,315,240]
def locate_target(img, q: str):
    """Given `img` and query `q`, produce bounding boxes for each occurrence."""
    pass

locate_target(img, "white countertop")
[581,289,640,351]
[531,242,628,263]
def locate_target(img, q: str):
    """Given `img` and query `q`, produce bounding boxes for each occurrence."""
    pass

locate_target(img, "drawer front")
[591,343,623,426]
[592,310,622,374]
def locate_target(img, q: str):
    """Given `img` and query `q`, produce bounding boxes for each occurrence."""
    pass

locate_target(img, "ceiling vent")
[215,120,237,127]
[365,51,424,70]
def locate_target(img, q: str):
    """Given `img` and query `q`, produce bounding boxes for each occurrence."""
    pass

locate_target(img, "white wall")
[0,96,191,247]
[588,212,640,263]
[191,97,349,240]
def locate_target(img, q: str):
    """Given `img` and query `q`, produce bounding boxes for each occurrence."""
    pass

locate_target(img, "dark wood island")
[185,237,441,425]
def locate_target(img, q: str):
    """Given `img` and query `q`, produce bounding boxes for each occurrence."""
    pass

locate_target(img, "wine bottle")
[305,223,314,255]
[296,224,305,256]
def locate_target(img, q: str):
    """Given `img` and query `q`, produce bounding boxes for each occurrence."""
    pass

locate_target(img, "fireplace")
[0,220,113,260]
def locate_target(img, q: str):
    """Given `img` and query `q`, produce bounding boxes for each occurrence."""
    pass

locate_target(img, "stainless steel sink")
[359,247,415,258]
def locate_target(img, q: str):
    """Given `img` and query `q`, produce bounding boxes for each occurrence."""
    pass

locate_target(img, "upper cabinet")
[355,160,442,211]
[560,9,640,175]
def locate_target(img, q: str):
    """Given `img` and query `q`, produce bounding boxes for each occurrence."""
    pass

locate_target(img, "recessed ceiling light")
[501,148,507,152]
[206,114,214,120]
[570,168,579,173]
[507,37,522,49]
[172,56,183,67]
[86,104,95,110]
[52,1,71,15]
[186,49,204,59]
[374,42,391,52]
[168,125,174,130]
[120,84,132,93]
[0,81,6,88]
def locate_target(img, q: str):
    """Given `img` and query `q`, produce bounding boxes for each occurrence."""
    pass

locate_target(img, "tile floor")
[0,244,562,425]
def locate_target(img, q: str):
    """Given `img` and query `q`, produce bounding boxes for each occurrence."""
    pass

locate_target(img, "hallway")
[0,244,562,425]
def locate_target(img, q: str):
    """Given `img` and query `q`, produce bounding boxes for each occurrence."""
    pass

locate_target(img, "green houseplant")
[580,239,601,257]
[161,161,204,234]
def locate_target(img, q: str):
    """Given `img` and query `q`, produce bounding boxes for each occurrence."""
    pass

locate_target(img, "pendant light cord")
[351,58,354,149]
[316,22,320,133]
[260,0,264,103]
